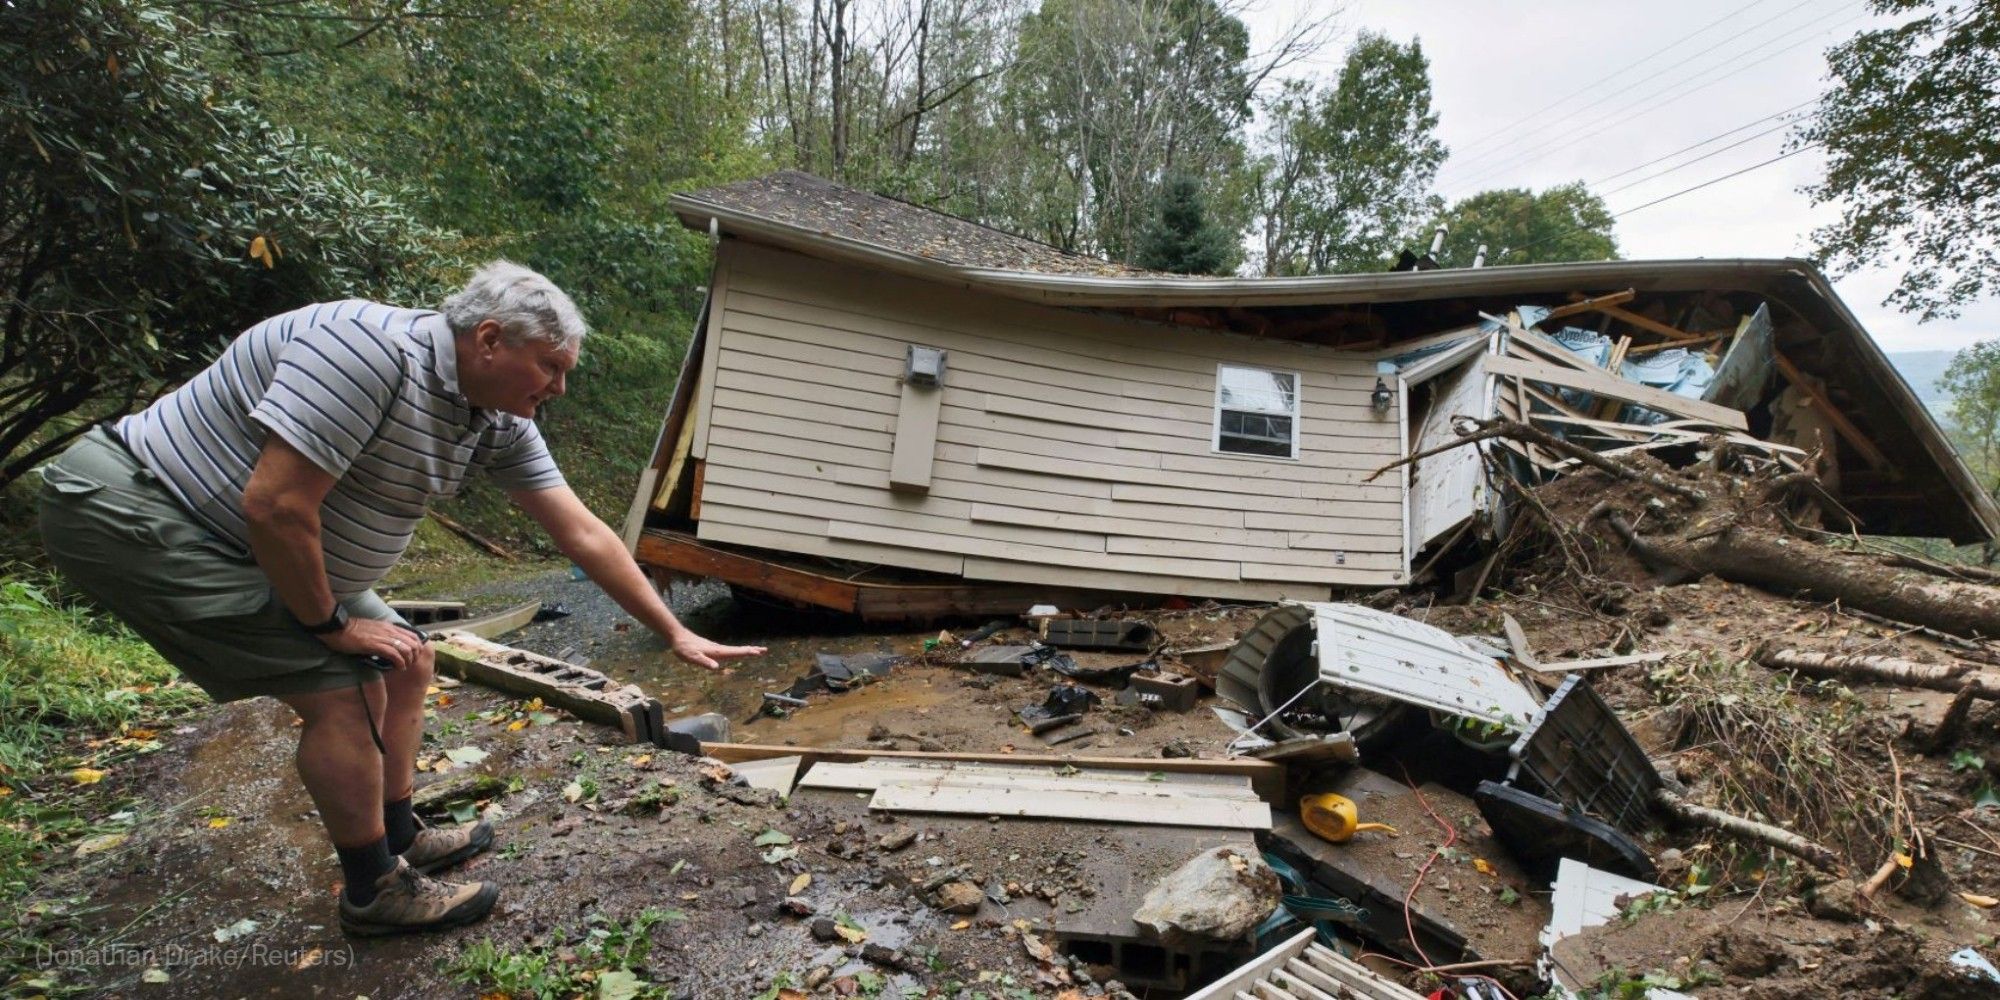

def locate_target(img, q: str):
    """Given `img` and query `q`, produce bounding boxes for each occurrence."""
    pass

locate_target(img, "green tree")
[1433,182,1618,267]
[1801,1,1999,320]
[1135,174,1236,274]
[0,0,445,489]
[1252,32,1446,275]
[1940,340,2000,490]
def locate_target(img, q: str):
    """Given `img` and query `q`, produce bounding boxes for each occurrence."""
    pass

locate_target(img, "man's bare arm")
[242,436,421,670]
[509,485,765,669]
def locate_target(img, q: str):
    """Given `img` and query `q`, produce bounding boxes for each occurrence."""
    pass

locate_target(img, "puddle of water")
[588,624,960,745]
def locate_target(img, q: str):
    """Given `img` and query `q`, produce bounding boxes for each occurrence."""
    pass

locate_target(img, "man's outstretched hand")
[670,631,767,671]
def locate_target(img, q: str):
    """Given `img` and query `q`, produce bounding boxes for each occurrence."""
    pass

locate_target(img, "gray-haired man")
[38,262,764,935]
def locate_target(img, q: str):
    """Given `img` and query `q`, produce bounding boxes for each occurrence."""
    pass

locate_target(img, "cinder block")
[1126,671,1199,712]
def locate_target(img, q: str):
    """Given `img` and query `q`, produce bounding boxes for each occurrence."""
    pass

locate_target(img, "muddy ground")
[14,562,2000,999]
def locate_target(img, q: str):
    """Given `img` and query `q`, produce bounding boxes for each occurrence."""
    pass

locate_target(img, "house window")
[1214,364,1300,458]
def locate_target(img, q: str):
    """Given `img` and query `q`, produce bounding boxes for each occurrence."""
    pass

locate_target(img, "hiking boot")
[402,817,494,874]
[339,859,498,937]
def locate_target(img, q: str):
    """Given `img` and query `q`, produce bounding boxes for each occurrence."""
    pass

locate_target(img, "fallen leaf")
[1473,858,1496,876]
[524,697,545,712]
[761,846,798,864]
[1960,892,1998,908]
[71,768,107,785]
[834,924,868,944]
[777,991,807,1000]
[212,917,259,943]
[208,817,231,829]
[444,746,489,766]
[73,832,128,857]
[753,829,794,847]
[950,920,970,931]
[0,786,13,798]
[125,728,156,740]
[506,720,529,732]
[141,967,169,984]
[435,694,455,708]
[628,754,652,767]
[563,781,584,803]
[789,873,812,895]
[1895,851,1914,869]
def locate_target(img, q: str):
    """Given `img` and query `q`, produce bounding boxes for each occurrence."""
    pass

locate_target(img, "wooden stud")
[1772,353,1893,471]
[1540,288,1637,323]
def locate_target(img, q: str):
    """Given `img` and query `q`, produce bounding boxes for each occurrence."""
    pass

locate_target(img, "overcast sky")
[1239,0,1995,355]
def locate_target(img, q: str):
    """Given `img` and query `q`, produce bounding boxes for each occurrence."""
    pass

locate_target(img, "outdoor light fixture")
[1371,378,1393,412]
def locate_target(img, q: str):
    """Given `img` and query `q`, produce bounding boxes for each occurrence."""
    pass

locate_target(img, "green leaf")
[596,968,644,1000]
[444,746,489,766]
[752,829,792,847]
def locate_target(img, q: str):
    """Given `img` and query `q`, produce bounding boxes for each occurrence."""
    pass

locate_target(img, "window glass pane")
[1219,366,1296,415]
[1219,411,1293,456]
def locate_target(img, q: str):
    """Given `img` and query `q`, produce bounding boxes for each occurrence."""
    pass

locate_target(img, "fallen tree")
[1378,418,2000,640]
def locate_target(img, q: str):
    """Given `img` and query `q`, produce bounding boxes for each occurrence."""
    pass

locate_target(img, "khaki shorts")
[36,426,406,703]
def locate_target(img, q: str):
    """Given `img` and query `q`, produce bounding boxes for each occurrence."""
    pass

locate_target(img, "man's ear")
[474,319,506,355]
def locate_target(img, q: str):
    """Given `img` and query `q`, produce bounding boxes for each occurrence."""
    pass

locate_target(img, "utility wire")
[1598,116,1801,197]
[1497,141,1825,261]
[1448,0,1864,195]
[1446,0,1781,155]
[1587,96,1821,188]
[1443,0,1830,176]
[1446,3,1868,197]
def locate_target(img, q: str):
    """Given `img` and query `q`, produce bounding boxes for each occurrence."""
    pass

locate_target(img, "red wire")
[1361,766,1520,1000]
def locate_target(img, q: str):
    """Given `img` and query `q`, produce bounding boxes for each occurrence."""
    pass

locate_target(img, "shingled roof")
[671,170,1156,278]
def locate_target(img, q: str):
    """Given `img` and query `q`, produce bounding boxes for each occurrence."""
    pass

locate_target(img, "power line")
[1497,141,1825,261]
[1445,0,1782,156]
[1444,3,1869,198]
[1587,96,1820,188]
[1442,0,1828,175]
[1598,116,1800,197]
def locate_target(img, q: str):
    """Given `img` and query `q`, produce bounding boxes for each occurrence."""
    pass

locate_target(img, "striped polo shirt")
[114,299,566,597]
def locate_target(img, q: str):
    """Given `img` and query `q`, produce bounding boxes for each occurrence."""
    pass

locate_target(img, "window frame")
[1211,362,1303,461]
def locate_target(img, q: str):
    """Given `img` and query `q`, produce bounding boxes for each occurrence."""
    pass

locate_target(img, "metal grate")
[1507,675,1660,834]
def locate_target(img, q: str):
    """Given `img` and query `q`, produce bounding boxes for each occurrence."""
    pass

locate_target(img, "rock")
[1131,846,1280,946]
[716,784,779,807]
[804,967,832,989]
[1160,738,1196,759]
[1806,879,1865,923]
[745,923,764,939]
[862,943,914,971]
[831,977,859,997]
[810,917,841,941]
[878,828,919,852]
[934,881,984,914]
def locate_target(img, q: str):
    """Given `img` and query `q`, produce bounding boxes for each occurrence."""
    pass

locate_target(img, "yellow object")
[1299,793,1397,843]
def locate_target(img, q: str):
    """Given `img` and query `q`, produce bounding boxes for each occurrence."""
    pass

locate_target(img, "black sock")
[338,838,396,906]
[384,796,418,855]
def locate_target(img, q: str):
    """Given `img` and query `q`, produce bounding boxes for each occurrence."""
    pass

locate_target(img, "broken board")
[796,758,1270,830]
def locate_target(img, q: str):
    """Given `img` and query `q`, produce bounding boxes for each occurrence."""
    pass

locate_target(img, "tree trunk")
[1612,517,2000,639]
[1754,647,1997,697]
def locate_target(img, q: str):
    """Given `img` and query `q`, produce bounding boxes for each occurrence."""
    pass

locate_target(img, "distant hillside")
[1888,350,1957,416]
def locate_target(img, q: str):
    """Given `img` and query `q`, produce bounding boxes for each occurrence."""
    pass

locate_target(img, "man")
[37,262,764,936]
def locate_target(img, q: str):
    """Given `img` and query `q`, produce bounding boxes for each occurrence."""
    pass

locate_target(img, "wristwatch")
[303,604,350,635]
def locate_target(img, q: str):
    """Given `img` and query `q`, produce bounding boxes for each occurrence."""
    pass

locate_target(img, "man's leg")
[378,642,431,853]
[278,682,392,901]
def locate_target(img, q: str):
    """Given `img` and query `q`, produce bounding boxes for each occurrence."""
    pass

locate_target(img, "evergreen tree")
[1135,174,1237,274]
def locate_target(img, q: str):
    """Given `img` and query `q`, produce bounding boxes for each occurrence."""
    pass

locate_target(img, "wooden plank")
[635,530,860,612]
[689,461,705,520]
[704,742,1288,803]
[868,781,1272,830]
[1773,352,1892,471]
[1534,652,1668,674]
[799,763,1260,800]
[1539,288,1636,324]
[1486,353,1748,430]
[1590,302,1704,343]
[430,601,541,640]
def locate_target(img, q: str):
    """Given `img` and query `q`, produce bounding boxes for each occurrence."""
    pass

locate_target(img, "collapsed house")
[622,171,1997,616]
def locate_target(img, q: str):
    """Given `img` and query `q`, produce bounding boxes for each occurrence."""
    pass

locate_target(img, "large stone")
[1132,846,1280,946]
[934,880,984,914]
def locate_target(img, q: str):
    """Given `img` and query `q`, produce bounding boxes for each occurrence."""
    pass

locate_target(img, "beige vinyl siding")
[691,240,1406,598]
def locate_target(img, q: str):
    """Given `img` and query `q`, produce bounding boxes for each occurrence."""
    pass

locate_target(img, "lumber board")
[868,781,1272,829]
[799,762,1259,800]
[702,742,1287,803]
[636,530,860,612]
[1539,289,1636,323]
[1486,353,1748,430]
[1773,352,1892,471]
